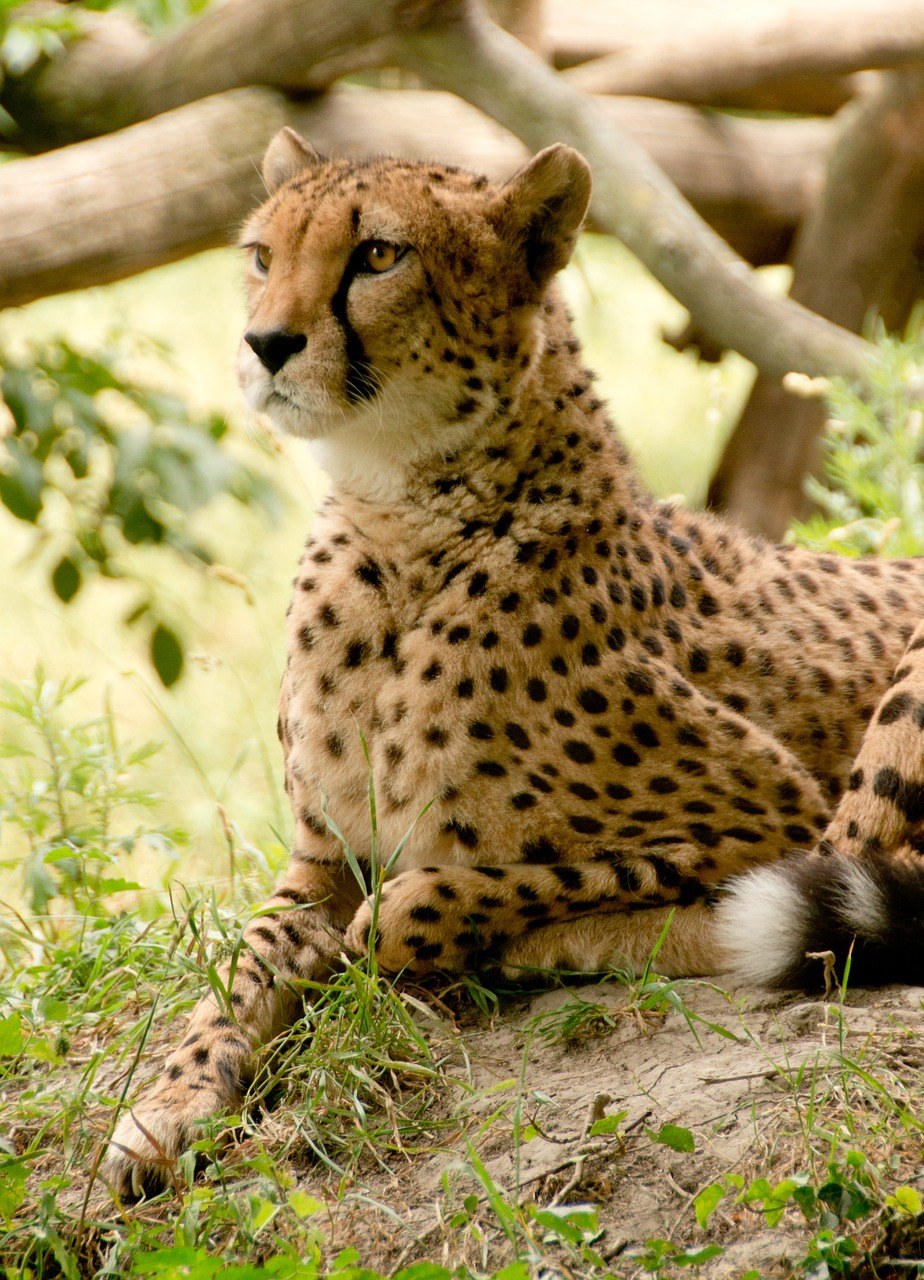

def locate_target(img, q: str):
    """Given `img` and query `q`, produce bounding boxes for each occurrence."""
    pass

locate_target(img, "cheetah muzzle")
[102,128,924,1199]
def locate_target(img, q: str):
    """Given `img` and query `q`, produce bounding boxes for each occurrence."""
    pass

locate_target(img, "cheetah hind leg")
[345,850,714,976]
[497,901,726,981]
[717,620,924,989]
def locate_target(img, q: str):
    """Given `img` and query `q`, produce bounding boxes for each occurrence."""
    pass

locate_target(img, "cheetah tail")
[714,849,924,989]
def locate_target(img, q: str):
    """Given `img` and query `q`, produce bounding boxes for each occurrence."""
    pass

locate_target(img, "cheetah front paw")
[102,1074,234,1199]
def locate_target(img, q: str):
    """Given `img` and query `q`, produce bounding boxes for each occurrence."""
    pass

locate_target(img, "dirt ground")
[305,977,924,1276]
[34,970,922,1278]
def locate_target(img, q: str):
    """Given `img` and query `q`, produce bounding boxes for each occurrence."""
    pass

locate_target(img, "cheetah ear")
[262,128,321,193]
[490,144,592,287]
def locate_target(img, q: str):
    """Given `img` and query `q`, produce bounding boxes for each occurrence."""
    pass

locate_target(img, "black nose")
[245,328,307,375]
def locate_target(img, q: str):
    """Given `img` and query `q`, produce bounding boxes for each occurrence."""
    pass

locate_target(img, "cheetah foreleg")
[102,860,358,1198]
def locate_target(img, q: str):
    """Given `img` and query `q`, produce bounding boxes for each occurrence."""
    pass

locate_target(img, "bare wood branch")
[0,87,829,309]
[10,0,922,146]
[0,0,874,147]
[0,90,278,305]
[2,0,403,144]
[546,0,924,83]
[710,70,924,538]
[393,1,876,386]
[568,64,868,118]
[556,0,924,113]
[486,0,545,53]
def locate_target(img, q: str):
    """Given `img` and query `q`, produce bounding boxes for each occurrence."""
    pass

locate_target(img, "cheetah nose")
[245,328,307,375]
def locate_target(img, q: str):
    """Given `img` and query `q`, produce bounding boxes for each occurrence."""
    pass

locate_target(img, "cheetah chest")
[281,553,481,867]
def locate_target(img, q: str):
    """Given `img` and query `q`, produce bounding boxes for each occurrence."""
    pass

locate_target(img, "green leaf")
[491,1266,530,1280]
[131,1247,210,1274]
[39,998,68,1022]
[0,1013,23,1057]
[0,1159,27,1224]
[0,446,43,521]
[589,1110,627,1137]
[530,1203,599,1246]
[122,502,164,545]
[393,1266,452,1280]
[694,1182,725,1228]
[331,1248,360,1268]
[151,623,183,686]
[890,1185,923,1215]
[287,1189,322,1219]
[650,1123,695,1153]
[742,1177,773,1203]
[51,555,82,602]
[94,877,142,895]
[675,1243,724,1266]
[792,1184,817,1218]
[24,1036,60,1064]
[22,851,58,913]
[250,1195,278,1231]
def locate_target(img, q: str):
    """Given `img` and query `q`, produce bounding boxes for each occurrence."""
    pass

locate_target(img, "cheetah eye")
[357,240,403,274]
[253,244,272,274]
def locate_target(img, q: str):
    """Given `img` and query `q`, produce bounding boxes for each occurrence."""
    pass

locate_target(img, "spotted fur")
[103,132,924,1197]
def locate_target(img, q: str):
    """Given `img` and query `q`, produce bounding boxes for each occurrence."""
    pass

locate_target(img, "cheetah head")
[237,129,591,493]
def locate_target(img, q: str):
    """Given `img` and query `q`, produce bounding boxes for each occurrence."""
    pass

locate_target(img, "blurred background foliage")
[1,334,278,685]
[791,313,924,558]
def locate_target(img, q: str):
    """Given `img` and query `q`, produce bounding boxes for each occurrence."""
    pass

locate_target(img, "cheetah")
[104,129,924,1196]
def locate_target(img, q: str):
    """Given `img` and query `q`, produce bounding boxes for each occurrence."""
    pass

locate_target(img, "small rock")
[775,1001,832,1035]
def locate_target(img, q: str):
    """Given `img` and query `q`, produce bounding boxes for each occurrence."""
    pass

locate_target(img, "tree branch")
[2,0,401,144]
[0,86,828,309]
[556,0,924,111]
[393,1,876,385]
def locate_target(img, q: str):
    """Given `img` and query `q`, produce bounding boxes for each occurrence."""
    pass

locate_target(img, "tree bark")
[394,2,875,386]
[487,0,545,53]
[9,0,900,145]
[709,70,924,539]
[0,87,830,309]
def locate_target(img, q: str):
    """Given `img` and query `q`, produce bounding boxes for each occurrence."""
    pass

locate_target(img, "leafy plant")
[254,957,448,1179]
[528,913,738,1051]
[689,1150,920,1279]
[0,0,211,79]
[789,315,924,557]
[0,336,278,682]
[0,669,182,928]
